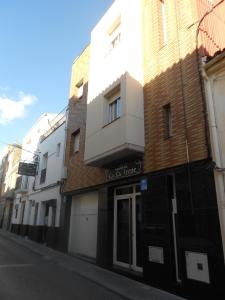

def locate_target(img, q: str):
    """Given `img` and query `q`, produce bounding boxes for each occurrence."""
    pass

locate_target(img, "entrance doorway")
[113,184,142,272]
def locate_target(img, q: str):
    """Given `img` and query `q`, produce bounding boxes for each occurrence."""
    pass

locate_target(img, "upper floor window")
[163,103,172,138]
[159,0,167,46]
[104,85,121,125]
[108,96,121,123]
[40,152,48,184]
[108,16,121,51]
[76,80,84,98]
[72,130,80,153]
[56,143,61,157]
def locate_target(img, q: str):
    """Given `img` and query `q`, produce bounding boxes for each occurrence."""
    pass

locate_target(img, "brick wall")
[143,0,208,173]
[63,46,105,193]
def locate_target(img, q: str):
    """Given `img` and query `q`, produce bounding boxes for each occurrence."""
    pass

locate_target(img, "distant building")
[0,145,21,230]
[11,113,60,238]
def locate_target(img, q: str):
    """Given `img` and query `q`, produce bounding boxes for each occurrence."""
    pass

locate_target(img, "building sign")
[140,178,148,191]
[106,160,142,181]
[18,162,37,177]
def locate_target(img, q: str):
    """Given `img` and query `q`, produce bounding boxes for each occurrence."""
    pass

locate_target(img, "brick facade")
[63,46,105,194]
[143,0,208,173]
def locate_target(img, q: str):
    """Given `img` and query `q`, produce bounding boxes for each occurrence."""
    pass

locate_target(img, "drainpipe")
[201,67,225,263]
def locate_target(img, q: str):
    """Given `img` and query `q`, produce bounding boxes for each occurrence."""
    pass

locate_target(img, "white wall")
[69,192,98,258]
[205,57,225,262]
[25,121,66,227]
[88,0,143,102]
[33,121,66,190]
[21,113,58,162]
[28,186,61,226]
[11,114,65,227]
[84,0,144,165]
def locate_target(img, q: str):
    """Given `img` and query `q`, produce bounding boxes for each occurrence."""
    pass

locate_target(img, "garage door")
[69,191,98,258]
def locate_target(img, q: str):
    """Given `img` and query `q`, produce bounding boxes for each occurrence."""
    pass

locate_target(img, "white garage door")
[69,191,98,258]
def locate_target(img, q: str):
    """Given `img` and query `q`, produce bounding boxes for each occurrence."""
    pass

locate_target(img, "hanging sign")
[140,178,148,191]
[18,162,37,176]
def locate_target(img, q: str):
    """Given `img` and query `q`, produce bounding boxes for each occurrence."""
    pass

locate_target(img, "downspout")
[201,67,225,263]
[195,0,225,160]
[196,0,225,263]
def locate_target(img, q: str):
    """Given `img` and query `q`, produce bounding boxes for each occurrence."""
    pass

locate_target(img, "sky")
[0,0,112,158]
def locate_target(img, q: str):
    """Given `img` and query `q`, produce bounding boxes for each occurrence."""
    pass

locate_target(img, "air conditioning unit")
[61,167,68,180]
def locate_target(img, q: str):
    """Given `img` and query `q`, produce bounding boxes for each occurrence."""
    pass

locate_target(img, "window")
[159,0,167,46]
[40,153,48,184]
[108,97,121,123]
[108,16,121,51]
[14,204,19,219]
[72,131,80,153]
[56,143,61,157]
[163,103,172,138]
[34,203,39,225]
[76,80,84,98]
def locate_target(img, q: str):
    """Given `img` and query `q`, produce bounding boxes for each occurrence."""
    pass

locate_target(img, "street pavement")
[0,229,185,300]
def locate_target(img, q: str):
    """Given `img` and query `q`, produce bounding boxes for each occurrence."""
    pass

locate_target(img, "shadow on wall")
[143,48,209,173]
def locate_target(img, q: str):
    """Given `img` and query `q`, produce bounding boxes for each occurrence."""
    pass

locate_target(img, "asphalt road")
[0,233,123,300]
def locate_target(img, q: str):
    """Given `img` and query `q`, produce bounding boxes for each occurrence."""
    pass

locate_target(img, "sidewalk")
[0,229,186,300]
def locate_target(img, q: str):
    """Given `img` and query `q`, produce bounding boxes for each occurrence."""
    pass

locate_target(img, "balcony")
[84,73,144,167]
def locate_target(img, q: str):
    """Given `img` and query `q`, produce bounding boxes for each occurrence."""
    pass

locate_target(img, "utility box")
[185,251,210,284]
[148,246,164,264]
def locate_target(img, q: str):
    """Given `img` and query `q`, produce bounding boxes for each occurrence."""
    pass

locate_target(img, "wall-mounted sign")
[106,160,142,181]
[140,178,148,191]
[18,162,37,177]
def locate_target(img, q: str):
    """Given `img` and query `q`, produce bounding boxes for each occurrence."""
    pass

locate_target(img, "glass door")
[116,198,132,266]
[114,185,143,272]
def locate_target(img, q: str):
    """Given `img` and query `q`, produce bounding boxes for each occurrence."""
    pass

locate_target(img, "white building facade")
[11,113,65,247]
[203,51,225,262]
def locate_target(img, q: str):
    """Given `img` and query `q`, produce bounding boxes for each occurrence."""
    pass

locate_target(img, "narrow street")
[0,231,122,300]
[0,230,184,300]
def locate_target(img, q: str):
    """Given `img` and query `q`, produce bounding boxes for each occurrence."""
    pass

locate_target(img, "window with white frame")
[108,96,121,123]
[73,130,80,153]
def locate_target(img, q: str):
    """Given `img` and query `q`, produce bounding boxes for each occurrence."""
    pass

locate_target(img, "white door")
[69,192,98,258]
[113,184,142,272]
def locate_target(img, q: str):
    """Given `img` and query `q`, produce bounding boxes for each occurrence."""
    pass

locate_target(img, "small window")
[163,103,172,138]
[56,143,61,157]
[34,203,39,225]
[159,0,167,46]
[73,131,80,153]
[40,153,48,184]
[14,204,19,219]
[76,80,84,98]
[108,16,121,51]
[108,97,121,123]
